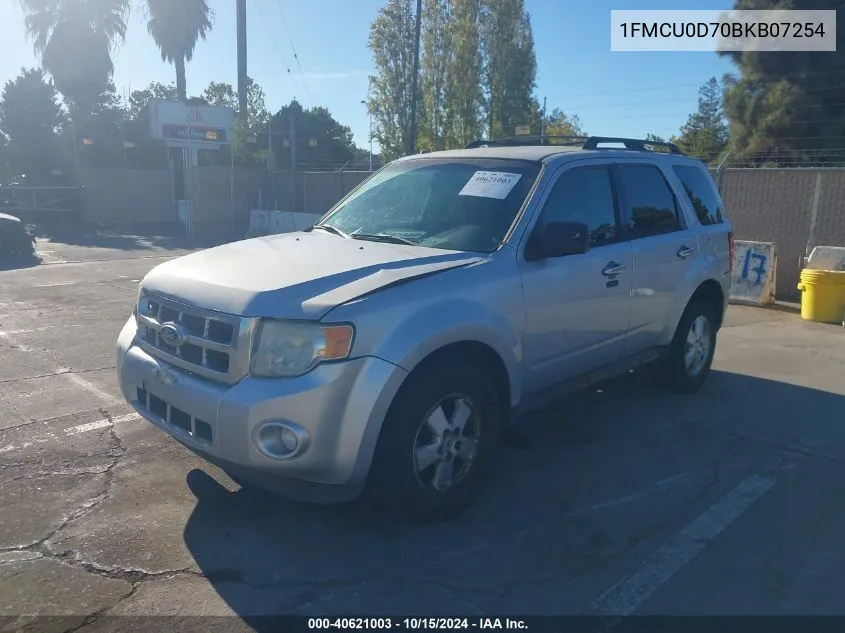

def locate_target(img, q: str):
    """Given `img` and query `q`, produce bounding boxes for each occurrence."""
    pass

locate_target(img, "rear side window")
[617,164,681,238]
[673,165,725,225]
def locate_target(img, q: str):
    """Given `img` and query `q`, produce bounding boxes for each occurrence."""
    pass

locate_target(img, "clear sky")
[0,0,737,151]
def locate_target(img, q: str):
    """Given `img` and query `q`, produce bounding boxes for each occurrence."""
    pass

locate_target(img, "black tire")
[659,298,719,394]
[365,359,504,522]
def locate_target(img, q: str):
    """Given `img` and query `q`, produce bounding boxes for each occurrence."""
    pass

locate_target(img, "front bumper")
[116,317,408,503]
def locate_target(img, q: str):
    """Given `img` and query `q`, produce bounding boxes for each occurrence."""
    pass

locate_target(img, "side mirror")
[525,221,589,262]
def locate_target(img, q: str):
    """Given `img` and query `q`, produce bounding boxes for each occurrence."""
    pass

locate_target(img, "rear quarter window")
[672,165,725,226]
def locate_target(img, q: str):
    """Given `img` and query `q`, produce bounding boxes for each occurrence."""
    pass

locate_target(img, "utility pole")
[368,114,373,171]
[236,0,248,126]
[361,100,373,171]
[408,0,422,156]
[540,96,547,139]
[290,113,297,210]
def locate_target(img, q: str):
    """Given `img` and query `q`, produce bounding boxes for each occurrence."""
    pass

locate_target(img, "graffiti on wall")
[730,241,776,306]
[740,249,768,286]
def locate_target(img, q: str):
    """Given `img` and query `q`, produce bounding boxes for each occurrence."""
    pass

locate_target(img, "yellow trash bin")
[797,269,845,323]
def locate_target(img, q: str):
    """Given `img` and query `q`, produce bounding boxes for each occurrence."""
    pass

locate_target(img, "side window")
[539,166,618,247]
[617,164,681,238]
[673,165,725,225]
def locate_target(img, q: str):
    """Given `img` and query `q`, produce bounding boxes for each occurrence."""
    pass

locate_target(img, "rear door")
[520,160,633,394]
[669,163,733,277]
[614,160,699,355]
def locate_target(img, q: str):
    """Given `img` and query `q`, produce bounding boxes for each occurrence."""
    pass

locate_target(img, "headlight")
[250,320,355,378]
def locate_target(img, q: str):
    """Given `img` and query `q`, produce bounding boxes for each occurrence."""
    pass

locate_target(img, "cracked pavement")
[2,235,845,631]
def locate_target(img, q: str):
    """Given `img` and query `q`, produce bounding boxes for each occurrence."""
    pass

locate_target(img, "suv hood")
[141,231,484,319]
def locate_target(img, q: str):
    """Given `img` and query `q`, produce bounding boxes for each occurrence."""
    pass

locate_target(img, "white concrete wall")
[730,241,777,306]
[246,209,321,237]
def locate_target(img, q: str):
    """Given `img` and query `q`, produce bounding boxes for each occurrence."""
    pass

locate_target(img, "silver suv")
[116,136,734,521]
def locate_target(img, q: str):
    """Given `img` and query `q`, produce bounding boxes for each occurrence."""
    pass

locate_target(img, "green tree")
[367,0,419,161]
[202,78,270,167]
[479,0,537,138]
[645,133,666,143]
[541,108,584,138]
[672,77,729,164]
[443,0,484,147]
[0,133,10,184]
[145,0,214,102]
[0,67,66,182]
[419,0,451,152]
[17,0,130,124]
[74,81,134,168]
[268,100,355,170]
[202,78,270,130]
[719,0,845,166]
[126,81,177,122]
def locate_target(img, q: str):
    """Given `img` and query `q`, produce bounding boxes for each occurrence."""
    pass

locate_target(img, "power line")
[272,0,311,103]
[250,0,305,101]
[559,83,845,111]
[558,67,845,101]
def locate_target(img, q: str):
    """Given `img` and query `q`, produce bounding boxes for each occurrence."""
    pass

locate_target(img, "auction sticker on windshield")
[459,171,522,199]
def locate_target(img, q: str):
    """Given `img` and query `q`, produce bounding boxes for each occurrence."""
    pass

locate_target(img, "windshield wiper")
[310,223,351,239]
[351,233,419,246]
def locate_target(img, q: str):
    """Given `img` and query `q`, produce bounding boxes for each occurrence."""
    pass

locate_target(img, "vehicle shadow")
[181,369,845,623]
[0,252,42,271]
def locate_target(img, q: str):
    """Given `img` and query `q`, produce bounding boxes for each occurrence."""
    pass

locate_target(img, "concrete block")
[730,240,777,306]
[268,210,295,234]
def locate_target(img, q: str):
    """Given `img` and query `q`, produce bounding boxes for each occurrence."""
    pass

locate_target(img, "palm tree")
[145,0,214,103]
[17,0,131,120]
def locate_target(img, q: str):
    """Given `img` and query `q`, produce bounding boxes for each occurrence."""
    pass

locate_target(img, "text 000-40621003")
[610,9,836,52]
[305,617,530,630]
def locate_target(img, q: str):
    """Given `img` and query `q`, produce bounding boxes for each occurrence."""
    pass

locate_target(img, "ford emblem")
[158,322,184,346]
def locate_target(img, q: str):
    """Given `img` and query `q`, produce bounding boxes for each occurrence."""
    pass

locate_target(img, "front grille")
[137,387,213,443]
[135,290,251,384]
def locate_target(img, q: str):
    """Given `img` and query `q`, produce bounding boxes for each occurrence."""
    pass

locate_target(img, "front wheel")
[366,360,504,522]
[659,299,718,394]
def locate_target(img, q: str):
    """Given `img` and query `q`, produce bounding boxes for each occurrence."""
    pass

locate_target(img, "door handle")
[601,261,626,277]
[677,245,695,259]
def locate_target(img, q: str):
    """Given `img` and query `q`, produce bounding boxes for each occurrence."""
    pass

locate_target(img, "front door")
[520,162,633,396]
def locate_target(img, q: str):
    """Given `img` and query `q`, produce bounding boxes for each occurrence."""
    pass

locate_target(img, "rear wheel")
[366,360,503,522]
[659,299,719,394]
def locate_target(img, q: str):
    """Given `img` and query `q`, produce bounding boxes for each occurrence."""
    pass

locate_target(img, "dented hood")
[141,231,484,319]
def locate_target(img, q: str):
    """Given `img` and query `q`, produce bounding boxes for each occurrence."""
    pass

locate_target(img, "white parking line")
[65,412,141,435]
[35,281,78,287]
[0,330,122,406]
[0,326,54,335]
[589,474,776,616]
[0,412,141,454]
[58,367,122,406]
[0,331,35,352]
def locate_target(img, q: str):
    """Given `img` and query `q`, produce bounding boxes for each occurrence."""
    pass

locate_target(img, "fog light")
[253,420,310,460]
[279,427,298,452]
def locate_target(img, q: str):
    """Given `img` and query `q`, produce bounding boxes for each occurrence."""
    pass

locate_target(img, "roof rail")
[464,135,685,155]
[582,136,684,155]
[464,135,587,149]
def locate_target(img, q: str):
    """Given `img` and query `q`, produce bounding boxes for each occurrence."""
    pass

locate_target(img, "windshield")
[315,158,541,252]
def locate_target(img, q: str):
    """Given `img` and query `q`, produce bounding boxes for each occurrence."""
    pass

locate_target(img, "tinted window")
[617,164,680,238]
[539,166,617,247]
[673,165,724,225]
[323,159,540,253]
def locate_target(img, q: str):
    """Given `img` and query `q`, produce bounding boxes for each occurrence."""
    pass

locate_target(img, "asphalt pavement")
[2,233,845,632]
